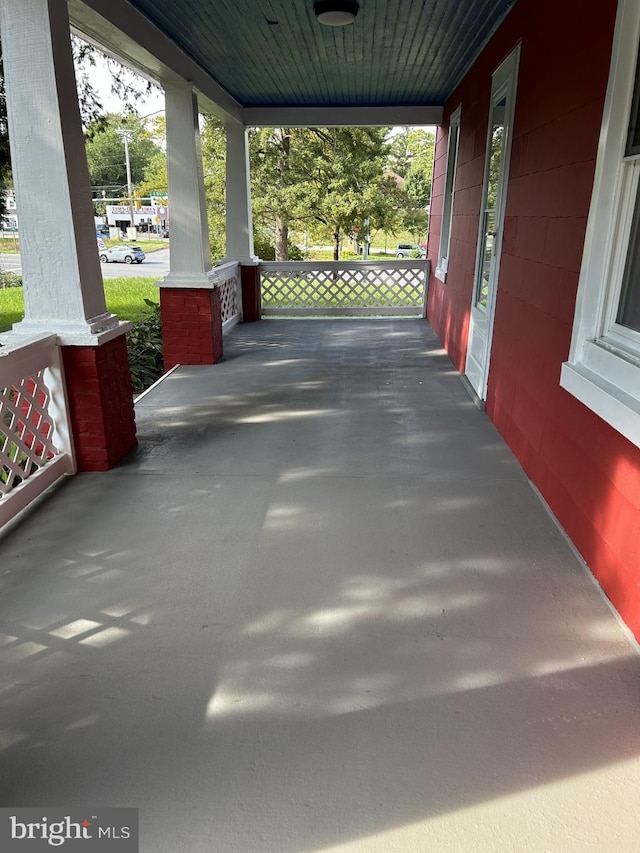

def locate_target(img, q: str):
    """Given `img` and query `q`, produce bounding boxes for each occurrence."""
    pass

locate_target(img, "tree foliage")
[84,112,162,191]
[387,127,435,241]
[201,116,227,260]
[0,32,157,216]
[246,126,404,260]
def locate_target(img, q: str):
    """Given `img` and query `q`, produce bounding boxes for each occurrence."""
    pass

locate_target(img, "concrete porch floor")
[1,319,640,851]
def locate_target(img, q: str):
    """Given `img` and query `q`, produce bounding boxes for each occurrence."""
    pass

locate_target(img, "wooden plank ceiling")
[126,0,516,108]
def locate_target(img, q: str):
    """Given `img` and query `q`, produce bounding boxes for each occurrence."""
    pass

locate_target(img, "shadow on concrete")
[0,320,639,851]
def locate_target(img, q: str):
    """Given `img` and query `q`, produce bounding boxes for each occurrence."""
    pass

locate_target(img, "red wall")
[160,287,224,370]
[427,0,640,638]
[62,336,137,471]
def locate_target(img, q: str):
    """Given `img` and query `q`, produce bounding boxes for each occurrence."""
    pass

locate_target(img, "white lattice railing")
[259,260,430,317]
[0,335,75,528]
[210,261,241,332]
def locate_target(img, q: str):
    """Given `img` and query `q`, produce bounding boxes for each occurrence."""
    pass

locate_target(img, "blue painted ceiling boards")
[127,0,515,108]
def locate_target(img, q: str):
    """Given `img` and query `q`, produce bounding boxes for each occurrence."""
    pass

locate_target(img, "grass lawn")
[101,237,167,252]
[1,236,168,254]
[0,236,21,253]
[0,277,159,333]
[308,249,398,261]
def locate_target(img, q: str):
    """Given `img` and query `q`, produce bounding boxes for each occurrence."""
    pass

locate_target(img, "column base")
[61,334,137,471]
[160,287,223,369]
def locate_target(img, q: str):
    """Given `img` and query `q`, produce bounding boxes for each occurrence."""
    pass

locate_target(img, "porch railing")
[0,335,75,528]
[259,259,430,317]
[211,261,242,333]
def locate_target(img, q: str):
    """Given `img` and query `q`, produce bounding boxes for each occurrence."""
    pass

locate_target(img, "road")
[0,248,170,279]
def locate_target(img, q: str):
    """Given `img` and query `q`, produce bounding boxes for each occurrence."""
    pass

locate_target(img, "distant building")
[106,203,169,233]
[1,189,18,231]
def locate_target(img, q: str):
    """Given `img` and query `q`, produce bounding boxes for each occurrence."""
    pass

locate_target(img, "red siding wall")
[427,0,640,637]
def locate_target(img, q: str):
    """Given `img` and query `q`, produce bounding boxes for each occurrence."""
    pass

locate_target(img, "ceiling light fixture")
[314,0,360,26]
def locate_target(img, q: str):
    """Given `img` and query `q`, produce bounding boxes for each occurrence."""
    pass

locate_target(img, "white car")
[99,244,146,264]
[396,243,426,258]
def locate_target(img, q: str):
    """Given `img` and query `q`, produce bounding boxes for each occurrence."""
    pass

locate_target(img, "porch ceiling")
[69,0,516,125]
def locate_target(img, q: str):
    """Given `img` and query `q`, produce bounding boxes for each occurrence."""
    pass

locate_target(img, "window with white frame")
[561,0,640,449]
[435,106,461,283]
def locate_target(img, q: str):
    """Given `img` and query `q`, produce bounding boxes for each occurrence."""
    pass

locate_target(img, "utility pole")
[118,129,136,239]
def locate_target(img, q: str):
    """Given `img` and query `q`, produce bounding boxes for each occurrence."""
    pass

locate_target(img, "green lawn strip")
[0,237,21,253]
[0,277,160,333]
[0,287,24,331]
[1,237,169,254]
[307,249,396,261]
[103,277,160,321]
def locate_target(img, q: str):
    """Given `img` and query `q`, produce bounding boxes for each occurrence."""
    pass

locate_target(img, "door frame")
[465,44,521,401]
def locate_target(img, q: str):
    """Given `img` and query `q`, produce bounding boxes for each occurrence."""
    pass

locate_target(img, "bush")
[126,298,165,395]
[0,271,23,288]
[253,233,305,260]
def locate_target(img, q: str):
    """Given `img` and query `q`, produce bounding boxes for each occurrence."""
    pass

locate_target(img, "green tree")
[387,127,435,241]
[388,127,435,206]
[302,127,400,260]
[201,116,227,260]
[0,32,157,216]
[248,126,403,260]
[249,127,314,260]
[138,150,168,200]
[138,117,168,200]
[84,112,161,191]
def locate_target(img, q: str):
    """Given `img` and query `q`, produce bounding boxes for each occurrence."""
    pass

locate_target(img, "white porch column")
[160,82,213,287]
[225,122,258,263]
[0,0,123,345]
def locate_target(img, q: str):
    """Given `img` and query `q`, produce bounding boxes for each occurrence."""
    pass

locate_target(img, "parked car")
[96,225,110,236]
[396,243,426,258]
[99,244,146,264]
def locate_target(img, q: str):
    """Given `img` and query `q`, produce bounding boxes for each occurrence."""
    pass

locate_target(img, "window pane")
[626,47,640,157]
[438,110,460,272]
[617,187,640,332]
[474,98,505,309]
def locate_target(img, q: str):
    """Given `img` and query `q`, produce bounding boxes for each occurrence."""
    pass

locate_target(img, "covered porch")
[1,319,639,851]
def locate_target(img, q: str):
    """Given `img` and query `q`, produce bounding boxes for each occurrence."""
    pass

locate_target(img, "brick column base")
[160,287,223,369]
[61,335,137,471]
[241,265,261,322]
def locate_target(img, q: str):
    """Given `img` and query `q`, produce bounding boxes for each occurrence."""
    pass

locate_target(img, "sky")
[84,54,165,116]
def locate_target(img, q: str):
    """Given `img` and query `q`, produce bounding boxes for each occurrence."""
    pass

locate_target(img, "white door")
[465,46,520,400]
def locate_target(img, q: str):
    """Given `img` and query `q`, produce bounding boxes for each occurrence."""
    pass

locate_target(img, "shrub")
[126,298,165,395]
[253,233,305,261]
[0,271,23,288]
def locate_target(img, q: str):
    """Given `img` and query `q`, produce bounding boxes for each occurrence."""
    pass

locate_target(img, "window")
[560,0,640,449]
[435,106,461,283]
